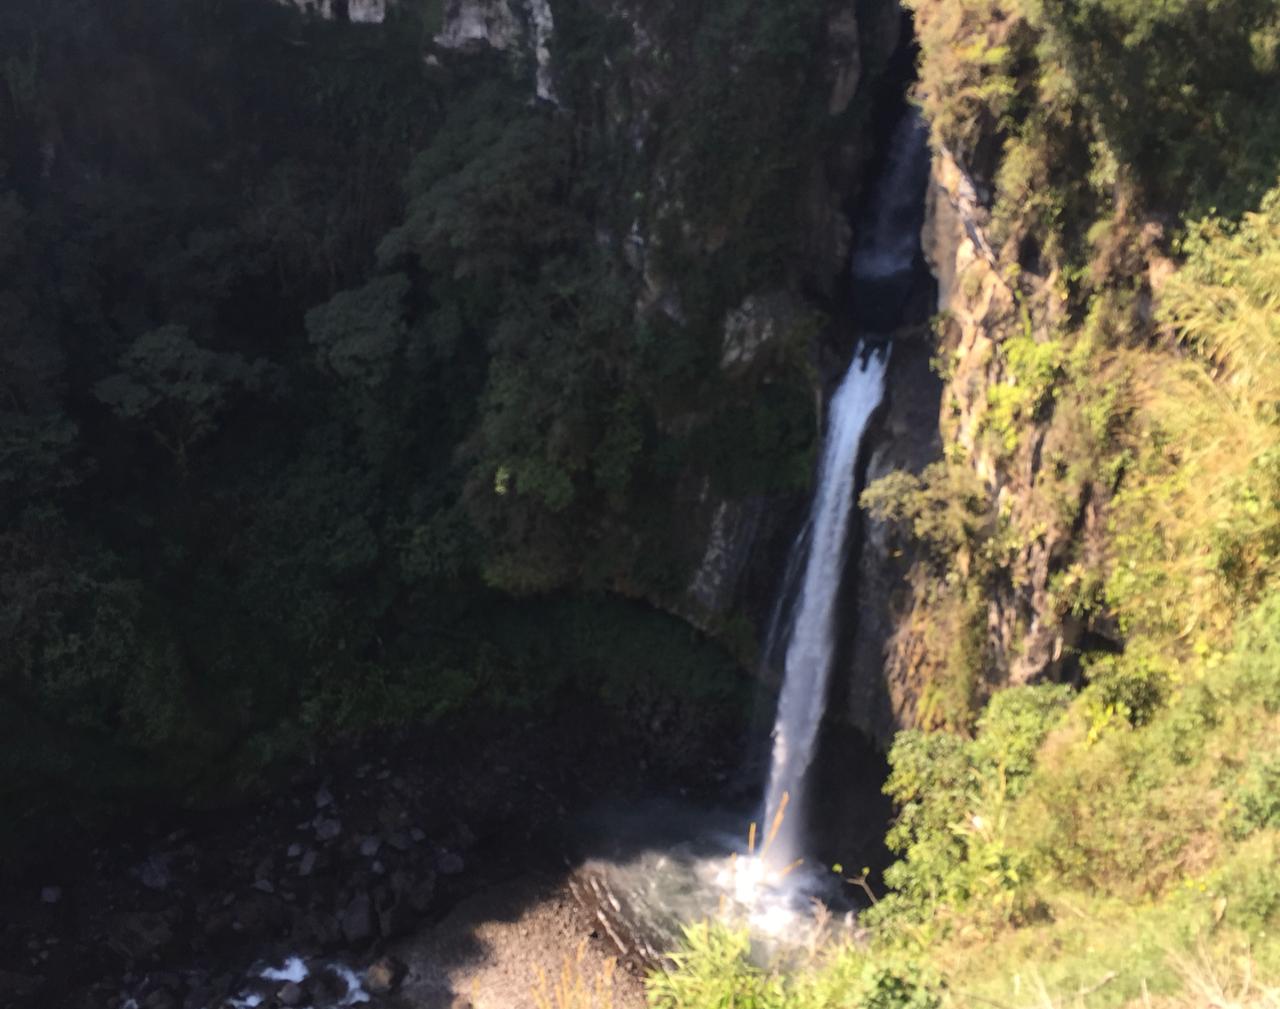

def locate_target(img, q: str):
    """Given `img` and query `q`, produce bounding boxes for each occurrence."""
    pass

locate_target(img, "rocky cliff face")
[841,136,1109,740]
[917,148,1091,687]
[275,0,943,681]
[431,0,552,101]
[838,146,1012,742]
[521,0,908,643]
[840,332,942,744]
[666,28,914,648]
[283,0,390,23]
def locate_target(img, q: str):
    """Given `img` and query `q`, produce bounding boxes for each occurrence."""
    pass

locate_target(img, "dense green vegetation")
[0,0,881,852]
[649,0,1280,1004]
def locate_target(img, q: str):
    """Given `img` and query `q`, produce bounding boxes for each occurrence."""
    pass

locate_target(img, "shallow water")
[567,799,860,969]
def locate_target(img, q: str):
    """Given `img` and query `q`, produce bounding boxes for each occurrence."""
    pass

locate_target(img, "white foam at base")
[328,964,370,1005]
[261,956,309,983]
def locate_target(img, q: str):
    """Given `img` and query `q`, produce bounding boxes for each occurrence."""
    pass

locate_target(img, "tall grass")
[533,940,618,1009]
[1103,185,1280,655]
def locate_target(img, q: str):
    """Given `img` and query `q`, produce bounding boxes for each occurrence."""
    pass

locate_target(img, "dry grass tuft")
[1162,946,1280,1009]
[532,939,618,1009]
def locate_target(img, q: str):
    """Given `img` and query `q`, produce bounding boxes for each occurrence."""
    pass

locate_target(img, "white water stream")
[759,351,888,870]
[852,111,932,281]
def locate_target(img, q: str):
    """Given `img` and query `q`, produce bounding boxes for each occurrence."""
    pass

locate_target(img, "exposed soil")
[392,873,647,1009]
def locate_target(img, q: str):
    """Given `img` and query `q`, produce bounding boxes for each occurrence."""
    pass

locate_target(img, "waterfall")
[529,0,558,104]
[759,349,887,869]
[757,108,928,871]
[851,111,931,283]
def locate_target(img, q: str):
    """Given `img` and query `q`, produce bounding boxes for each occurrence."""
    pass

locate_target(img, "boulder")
[436,851,464,876]
[143,987,178,1009]
[340,891,374,944]
[434,0,521,52]
[315,819,342,843]
[364,956,407,995]
[107,910,175,961]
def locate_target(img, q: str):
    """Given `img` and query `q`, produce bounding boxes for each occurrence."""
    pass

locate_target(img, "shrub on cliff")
[870,685,1072,932]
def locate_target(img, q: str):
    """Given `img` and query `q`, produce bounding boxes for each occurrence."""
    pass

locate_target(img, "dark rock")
[340,892,374,944]
[0,969,41,1000]
[136,855,174,892]
[292,908,342,948]
[143,987,177,1009]
[843,332,944,745]
[148,972,182,994]
[374,881,416,939]
[182,983,214,1009]
[364,956,407,995]
[376,802,405,833]
[315,785,334,809]
[315,819,342,843]
[224,892,287,942]
[407,872,436,914]
[40,886,62,904]
[436,851,463,876]
[313,966,352,1002]
[107,911,175,960]
[387,870,412,901]
[298,849,318,877]
[278,981,304,1006]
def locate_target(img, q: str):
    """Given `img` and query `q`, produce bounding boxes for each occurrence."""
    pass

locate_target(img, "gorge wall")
[838,140,1088,743]
[419,0,921,650]
[281,0,996,737]
[430,0,1031,743]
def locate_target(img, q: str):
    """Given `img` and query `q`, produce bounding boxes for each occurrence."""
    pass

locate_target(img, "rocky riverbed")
[0,703,741,1009]
[392,873,647,1009]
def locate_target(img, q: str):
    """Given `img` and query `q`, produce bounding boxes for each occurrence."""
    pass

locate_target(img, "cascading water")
[758,351,888,870]
[757,107,930,873]
[851,111,931,284]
